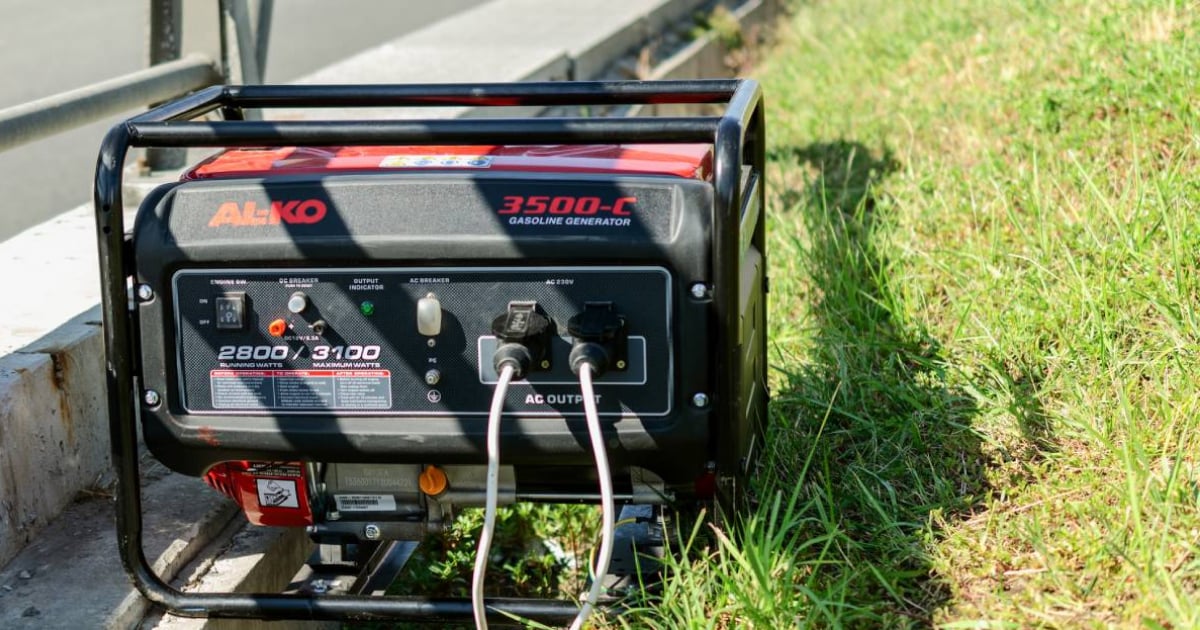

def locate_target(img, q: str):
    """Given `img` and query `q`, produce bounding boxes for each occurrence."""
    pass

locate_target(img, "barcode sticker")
[334,494,397,512]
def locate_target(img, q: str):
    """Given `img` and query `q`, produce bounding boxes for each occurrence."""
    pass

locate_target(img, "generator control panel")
[172,266,672,417]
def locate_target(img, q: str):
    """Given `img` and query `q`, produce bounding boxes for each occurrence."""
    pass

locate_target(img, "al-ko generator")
[94,80,766,627]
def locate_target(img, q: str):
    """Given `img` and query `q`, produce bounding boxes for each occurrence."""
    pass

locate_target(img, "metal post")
[219,0,263,120]
[219,0,262,85]
[148,0,183,78]
[254,0,275,81]
[146,0,186,171]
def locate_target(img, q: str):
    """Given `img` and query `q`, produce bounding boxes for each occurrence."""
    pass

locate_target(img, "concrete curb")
[650,0,775,81]
[0,471,237,629]
[0,0,779,626]
[0,306,110,569]
[146,527,330,630]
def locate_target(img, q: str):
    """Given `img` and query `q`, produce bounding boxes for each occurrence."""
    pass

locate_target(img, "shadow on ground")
[763,140,991,625]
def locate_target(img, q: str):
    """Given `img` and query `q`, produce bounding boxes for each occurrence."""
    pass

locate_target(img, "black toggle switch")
[214,293,246,331]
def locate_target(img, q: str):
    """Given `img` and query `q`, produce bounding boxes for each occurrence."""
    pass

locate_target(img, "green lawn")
[380,2,1197,627]
[624,0,1199,627]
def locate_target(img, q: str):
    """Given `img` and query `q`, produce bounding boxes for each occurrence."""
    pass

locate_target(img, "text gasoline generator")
[94,80,766,627]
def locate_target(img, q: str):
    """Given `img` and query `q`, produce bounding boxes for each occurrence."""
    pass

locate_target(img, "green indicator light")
[360,300,376,316]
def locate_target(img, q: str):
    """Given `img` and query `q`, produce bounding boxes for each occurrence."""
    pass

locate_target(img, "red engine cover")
[184,143,714,180]
[204,461,313,527]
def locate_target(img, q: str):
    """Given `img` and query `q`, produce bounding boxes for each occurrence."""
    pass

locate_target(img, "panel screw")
[135,284,155,302]
[692,392,709,408]
[615,360,627,370]
[689,283,709,299]
[540,360,551,369]
[142,389,161,407]
[363,524,382,540]
[427,338,436,348]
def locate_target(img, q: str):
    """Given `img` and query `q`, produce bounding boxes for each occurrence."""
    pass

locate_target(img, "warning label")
[210,370,391,411]
[256,478,299,509]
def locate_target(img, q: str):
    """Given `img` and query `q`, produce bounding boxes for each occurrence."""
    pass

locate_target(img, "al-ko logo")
[208,200,327,227]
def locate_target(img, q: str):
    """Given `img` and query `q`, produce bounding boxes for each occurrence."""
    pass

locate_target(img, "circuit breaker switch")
[286,291,308,314]
[416,293,442,336]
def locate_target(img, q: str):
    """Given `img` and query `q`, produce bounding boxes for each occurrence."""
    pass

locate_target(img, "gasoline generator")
[94,80,765,626]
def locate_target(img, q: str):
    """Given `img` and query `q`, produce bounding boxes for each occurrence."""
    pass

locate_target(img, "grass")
[380,503,597,629]
[380,1,1199,626]
[620,0,1199,627]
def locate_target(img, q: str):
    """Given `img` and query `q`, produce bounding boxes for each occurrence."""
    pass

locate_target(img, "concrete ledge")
[0,306,109,569]
[147,526,328,630]
[272,0,709,122]
[304,0,708,84]
[0,203,136,356]
[0,471,237,629]
[650,0,774,82]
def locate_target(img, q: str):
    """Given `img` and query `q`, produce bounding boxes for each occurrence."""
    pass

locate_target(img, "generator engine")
[95,81,765,624]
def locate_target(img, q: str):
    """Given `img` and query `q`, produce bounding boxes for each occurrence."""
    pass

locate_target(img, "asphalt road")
[0,0,487,242]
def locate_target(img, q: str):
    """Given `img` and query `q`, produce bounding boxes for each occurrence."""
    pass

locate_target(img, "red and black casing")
[103,82,764,510]
[133,142,763,499]
[96,81,764,622]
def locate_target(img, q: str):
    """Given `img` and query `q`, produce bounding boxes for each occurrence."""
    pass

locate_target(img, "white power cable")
[472,362,516,630]
[569,361,615,630]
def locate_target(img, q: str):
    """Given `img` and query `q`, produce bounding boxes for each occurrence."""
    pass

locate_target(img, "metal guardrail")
[0,0,272,164]
[0,56,219,154]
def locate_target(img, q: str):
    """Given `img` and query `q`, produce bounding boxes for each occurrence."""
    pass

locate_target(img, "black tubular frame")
[93,80,764,623]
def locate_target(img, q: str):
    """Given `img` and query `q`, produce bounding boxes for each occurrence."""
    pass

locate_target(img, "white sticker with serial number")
[334,494,397,512]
